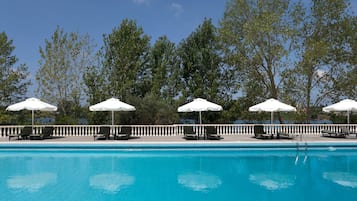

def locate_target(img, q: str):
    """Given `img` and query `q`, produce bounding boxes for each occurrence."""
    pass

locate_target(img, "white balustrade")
[0,124,356,137]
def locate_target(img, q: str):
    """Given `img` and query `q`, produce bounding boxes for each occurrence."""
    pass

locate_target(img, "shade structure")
[89,98,136,125]
[322,99,357,124]
[249,98,297,124]
[177,98,223,124]
[6,97,57,126]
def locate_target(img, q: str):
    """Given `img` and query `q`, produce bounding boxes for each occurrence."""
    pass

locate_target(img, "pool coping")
[1,140,357,149]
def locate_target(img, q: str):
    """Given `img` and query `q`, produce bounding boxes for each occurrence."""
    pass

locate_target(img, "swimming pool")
[0,143,356,201]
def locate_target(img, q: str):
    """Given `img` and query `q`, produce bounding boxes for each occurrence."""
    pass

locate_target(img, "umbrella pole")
[112,111,114,125]
[347,111,350,125]
[199,111,202,124]
[32,110,34,127]
[270,112,274,135]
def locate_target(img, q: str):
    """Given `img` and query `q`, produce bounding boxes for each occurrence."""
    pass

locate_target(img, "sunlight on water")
[0,148,356,201]
[177,171,222,192]
[7,173,57,192]
[89,173,135,193]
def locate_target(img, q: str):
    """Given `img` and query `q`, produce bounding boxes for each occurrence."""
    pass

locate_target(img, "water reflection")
[249,173,296,190]
[177,171,222,192]
[89,173,135,193]
[7,172,57,192]
[323,172,357,188]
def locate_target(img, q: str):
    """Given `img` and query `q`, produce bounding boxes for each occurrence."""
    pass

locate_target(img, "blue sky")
[0,0,228,96]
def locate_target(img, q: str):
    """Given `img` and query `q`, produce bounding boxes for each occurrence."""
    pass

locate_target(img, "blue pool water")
[0,145,356,201]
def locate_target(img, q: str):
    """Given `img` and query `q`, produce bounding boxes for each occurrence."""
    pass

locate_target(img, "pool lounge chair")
[321,128,349,138]
[277,131,298,139]
[29,126,54,140]
[94,126,110,140]
[183,126,198,140]
[254,125,273,139]
[115,126,132,140]
[8,126,33,141]
[205,126,222,140]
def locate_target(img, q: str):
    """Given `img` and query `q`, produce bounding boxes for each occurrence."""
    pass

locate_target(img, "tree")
[102,19,150,100]
[0,32,30,123]
[148,36,180,103]
[83,50,109,124]
[123,94,179,125]
[178,18,224,103]
[37,27,95,124]
[282,0,357,122]
[219,0,301,122]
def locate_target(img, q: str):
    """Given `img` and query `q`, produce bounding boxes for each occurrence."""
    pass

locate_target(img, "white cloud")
[171,3,184,17]
[133,0,150,5]
[314,69,327,79]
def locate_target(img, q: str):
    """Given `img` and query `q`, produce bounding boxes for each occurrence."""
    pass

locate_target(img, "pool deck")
[1,134,357,144]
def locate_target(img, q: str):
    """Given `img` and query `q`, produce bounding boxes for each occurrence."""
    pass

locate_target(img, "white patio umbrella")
[322,99,357,124]
[177,98,223,124]
[249,98,297,124]
[6,97,57,127]
[89,98,136,125]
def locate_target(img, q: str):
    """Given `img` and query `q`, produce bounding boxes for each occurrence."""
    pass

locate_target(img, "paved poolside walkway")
[1,134,357,143]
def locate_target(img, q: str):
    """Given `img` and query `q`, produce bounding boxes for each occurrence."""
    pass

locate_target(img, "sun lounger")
[183,126,198,140]
[254,125,273,139]
[29,126,54,140]
[17,126,33,140]
[115,126,132,140]
[205,126,222,140]
[8,126,32,141]
[321,128,349,138]
[277,132,298,139]
[94,126,110,140]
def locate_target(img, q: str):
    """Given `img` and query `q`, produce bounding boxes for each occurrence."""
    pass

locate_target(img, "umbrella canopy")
[249,98,296,124]
[322,99,357,124]
[6,97,57,126]
[89,98,136,125]
[177,98,223,124]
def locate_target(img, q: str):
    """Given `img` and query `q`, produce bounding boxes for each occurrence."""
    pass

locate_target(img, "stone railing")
[1,124,356,138]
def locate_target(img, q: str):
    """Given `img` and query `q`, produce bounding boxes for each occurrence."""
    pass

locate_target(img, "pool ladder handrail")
[295,141,308,165]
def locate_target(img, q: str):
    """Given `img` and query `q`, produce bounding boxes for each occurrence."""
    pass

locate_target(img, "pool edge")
[1,141,357,149]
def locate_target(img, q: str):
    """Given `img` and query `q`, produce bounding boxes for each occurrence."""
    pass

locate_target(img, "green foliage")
[282,0,357,122]
[83,51,109,124]
[219,0,299,102]
[37,27,95,124]
[102,19,150,99]
[0,32,30,106]
[120,94,179,125]
[148,36,180,102]
[178,18,225,103]
[0,32,30,124]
